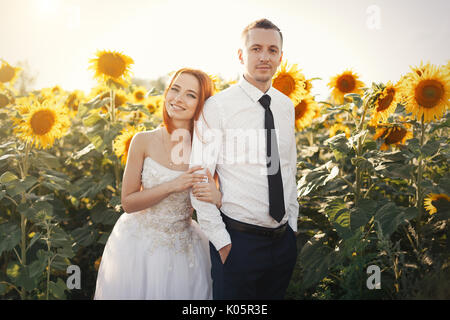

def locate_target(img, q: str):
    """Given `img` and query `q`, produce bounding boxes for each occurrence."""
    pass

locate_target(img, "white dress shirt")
[189,76,299,251]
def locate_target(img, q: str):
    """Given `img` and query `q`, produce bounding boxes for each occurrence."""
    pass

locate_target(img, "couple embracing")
[94,18,299,300]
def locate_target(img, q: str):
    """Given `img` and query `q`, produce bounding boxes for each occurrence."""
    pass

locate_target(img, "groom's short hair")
[241,18,283,48]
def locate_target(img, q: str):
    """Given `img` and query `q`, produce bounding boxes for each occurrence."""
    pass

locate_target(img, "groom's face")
[239,28,283,85]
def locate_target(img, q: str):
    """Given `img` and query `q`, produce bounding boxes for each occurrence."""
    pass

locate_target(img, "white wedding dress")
[94,156,212,300]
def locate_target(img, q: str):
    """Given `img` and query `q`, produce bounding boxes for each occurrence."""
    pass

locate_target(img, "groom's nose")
[259,51,270,62]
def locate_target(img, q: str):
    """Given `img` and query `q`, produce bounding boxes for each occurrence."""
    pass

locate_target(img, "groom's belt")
[220,212,287,239]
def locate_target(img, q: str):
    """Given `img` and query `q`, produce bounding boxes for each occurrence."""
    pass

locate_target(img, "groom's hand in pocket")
[219,243,232,264]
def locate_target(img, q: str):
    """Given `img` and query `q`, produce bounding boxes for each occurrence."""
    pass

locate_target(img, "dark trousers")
[209,218,298,300]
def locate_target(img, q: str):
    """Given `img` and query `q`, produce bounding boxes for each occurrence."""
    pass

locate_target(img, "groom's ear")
[238,48,244,65]
[279,50,283,63]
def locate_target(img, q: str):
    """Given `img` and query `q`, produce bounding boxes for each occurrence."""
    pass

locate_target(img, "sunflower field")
[0,52,449,299]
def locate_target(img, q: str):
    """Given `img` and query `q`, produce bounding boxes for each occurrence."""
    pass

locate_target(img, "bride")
[94,68,218,299]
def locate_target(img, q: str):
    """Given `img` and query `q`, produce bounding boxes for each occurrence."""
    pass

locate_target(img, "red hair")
[162,68,214,137]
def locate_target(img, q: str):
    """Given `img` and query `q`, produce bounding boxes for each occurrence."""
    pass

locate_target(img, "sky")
[1,0,449,101]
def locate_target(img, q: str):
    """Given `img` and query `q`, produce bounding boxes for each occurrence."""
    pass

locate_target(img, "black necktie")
[258,94,286,223]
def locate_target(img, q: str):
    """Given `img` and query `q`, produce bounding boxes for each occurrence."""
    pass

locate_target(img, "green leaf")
[73,143,96,160]
[5,179,28,197]
[0,223,21,256]
[72,225,98,248]
[325,199,351,239]
[344,93,363,108]
[82,112,103,127]
[375,202,404,238]
[325,133,352,155]
[350,199,378,230]
[297,162,340,197]
[48,278,67,299]
[0,171,19,184]
[7,262,38,291]
[91,208,120,225]
[28,251,48,278]
[21,176,39,192]
[32,151,61,169]
[0,153,19,161]
[421,140,441,157]
[298,233,335,289]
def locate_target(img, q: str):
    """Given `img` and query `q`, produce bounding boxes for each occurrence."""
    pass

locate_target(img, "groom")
[190,18,299,300]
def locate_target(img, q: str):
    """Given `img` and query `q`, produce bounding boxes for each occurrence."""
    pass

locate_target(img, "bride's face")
[165,73,200,121]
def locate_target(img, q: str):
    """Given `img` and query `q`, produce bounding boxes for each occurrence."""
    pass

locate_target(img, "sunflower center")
[377,88,395,112]
[0,65,15,83]
[295,100,307,120]
[273,75,295,96]
[0,93,9,108]
[135,91,145,101]
[415,79,444,108]
[30,109,56,135]
[98,53,127,78]
[337,75,356,93]
[147,104,156,113]
[385,127,407,145]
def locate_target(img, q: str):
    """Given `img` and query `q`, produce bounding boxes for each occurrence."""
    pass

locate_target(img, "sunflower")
[0,59,21,88]
[272,61,307,105]
[40,85,66,102]
[88,84,110,100]
[329,123,351,138]
[399,62,450,123]
[99,89,128,116]
[89,50,134,87]
[145,95,163,117]
[125,110,146,124]
[132,86,147,103]
[208,74,222,95]
[113,125,146,165]
[373,118,413,151]
[424,193,450,215]
[294,94,318,130]
[94,257,102,271]
[368,81,403,127]
[65,90,85,116]
[328,70,365,105]
[12,97,71,149]
[0,92,10,108]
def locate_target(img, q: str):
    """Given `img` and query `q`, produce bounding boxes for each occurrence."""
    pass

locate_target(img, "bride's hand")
[168,166,206,193]
[192,169,222,208]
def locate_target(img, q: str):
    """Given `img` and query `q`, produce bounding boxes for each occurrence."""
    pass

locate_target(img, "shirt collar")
[239,75,276,103]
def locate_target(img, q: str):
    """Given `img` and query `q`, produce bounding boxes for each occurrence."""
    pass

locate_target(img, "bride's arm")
[121,133,204,213]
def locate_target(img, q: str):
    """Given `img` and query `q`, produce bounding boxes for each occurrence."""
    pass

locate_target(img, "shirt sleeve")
[189,97,231,251]
[287,100,299,232]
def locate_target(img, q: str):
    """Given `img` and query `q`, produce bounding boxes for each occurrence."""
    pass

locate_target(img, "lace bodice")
[117,157,199,264]
[139,156,193,222]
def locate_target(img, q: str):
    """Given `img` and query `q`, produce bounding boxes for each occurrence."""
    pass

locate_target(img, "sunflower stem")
[19,141,31,300]
[416,116,426,223]
[109,89,120,191]
[354,96,370,206]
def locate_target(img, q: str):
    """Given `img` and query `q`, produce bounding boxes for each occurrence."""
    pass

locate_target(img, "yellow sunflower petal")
[113,125,146,165]
[272,60,307,105]
[328,70,365,105]
[399,62,450,123]
[89,50,134,87]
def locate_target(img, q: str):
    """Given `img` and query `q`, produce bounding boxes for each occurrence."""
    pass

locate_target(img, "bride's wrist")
[164,180,176,195]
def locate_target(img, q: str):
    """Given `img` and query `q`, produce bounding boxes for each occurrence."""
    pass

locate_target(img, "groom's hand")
[219,243,232,264]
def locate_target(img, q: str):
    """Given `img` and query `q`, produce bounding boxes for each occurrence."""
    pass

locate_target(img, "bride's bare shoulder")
[139,127,162,140]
